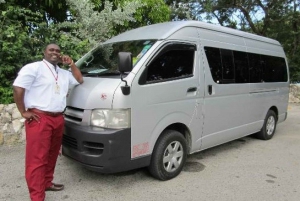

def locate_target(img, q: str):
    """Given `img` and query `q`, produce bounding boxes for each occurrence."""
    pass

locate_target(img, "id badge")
[54,83,60,94]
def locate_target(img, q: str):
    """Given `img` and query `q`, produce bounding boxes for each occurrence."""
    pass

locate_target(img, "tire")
[255,110,277,140]
[148,130,187,181]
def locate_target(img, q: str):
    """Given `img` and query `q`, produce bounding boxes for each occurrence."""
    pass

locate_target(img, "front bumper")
[62,121,150,173]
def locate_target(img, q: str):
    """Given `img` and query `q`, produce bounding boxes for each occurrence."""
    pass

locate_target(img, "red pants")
[25,113,64,201]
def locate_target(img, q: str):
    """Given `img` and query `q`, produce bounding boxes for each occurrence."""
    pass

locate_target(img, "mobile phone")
[61,55,69,64]
[58,55,63,63]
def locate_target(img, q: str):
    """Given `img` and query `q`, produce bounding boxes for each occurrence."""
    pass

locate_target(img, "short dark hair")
[43,43,59,51]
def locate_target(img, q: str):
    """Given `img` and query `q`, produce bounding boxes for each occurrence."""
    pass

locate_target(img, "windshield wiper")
[82,70,121,77]
[99,71,120,76]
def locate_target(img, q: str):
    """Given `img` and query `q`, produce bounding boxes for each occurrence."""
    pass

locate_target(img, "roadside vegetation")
[1,0,299,103]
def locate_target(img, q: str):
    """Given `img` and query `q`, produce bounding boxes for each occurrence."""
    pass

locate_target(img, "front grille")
[64,106,84,124]
[63,135,78,149]
[83,141,104,155]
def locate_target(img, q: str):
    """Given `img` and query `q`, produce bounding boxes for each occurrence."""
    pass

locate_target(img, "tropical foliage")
[0,0,299,103]
[0,0,169,103]
[166,0,300,82]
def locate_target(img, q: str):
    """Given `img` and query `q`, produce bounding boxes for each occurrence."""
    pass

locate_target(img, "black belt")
[28,108,63,117]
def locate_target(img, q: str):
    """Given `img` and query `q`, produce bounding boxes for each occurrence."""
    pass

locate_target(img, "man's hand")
[22,111,40,123]
[61,55,73,66]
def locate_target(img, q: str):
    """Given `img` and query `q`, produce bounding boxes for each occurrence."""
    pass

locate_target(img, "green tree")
[7,0,69,23]
[90,0,171,24]
[273,1,300,82]
[65,0,170,47]
[199,0,300,82]
[0,2,88,104]
[166,0,300,82]
[120,0,170,27]
[65,0,142,47]
[0,6,43,104]
[165,0,194,20]
[0,0,171,103]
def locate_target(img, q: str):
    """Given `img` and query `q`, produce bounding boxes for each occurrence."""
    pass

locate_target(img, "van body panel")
[200,85,254,150]
[197,28,246,47]
[167,27,199,42]
[130,65,201,158]
[129,36,204,157]
[130,83,201,157]
[248,82,289,123]
[67,77,121,109]
[199,31,252,150]
[105,21,280,45]
[244,39,285,56]
[105,23,182,42]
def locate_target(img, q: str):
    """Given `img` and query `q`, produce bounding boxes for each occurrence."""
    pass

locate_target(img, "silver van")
[62,21,289,180]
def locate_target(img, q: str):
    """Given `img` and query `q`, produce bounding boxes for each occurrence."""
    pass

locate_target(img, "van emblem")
[101,93,107,100]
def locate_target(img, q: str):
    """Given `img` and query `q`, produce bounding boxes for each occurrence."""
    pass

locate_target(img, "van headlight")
[91,109,131,129]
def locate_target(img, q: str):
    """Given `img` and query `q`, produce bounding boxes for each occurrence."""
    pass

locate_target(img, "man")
[13,43,83,201]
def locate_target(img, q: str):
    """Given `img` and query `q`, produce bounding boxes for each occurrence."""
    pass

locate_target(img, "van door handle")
[187,87,197,93]
[208,85,212,95]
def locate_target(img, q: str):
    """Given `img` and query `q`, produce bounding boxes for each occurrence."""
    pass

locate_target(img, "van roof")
[105,21,280,45]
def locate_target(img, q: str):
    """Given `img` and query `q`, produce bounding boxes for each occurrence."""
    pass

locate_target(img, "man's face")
[44,44,61,65]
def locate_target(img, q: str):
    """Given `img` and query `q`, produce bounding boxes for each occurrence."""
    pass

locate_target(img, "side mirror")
[118,52,133,73]
[118,52,132,96]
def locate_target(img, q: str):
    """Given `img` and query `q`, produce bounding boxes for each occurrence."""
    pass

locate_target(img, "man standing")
[13,43,83,201]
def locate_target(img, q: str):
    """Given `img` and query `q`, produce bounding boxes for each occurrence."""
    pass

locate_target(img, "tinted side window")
[220,49,234,82]
[205,47,235,84]
[204,47,222,83]
[204,46,288,84]
[249,53,263,83]
[234,51,249,83]
[261,55,288,82]
[145,48,194,84]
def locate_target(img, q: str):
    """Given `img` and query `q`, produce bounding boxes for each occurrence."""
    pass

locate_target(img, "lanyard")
[43,61,58,83]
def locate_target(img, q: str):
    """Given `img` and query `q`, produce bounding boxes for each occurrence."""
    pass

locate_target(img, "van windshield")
[76,40,156,76]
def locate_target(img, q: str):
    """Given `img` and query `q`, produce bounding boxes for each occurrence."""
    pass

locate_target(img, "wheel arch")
[148,113,192,156]
[163,123,192,154]
[269,106,278,120]
[255,107,278,140]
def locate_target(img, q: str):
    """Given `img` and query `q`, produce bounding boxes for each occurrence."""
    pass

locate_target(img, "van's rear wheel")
[148,130,187,181]
[255,110,277,140]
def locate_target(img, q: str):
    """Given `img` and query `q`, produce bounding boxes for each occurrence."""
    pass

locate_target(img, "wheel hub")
[163,141,183,173]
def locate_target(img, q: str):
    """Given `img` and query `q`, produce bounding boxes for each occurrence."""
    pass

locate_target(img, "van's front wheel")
[148,130,187,181]
[255,110,277,140]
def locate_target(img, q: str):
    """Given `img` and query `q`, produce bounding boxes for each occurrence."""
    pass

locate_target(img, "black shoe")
[45,183,64,191]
